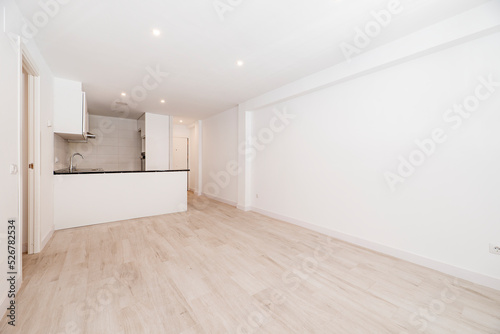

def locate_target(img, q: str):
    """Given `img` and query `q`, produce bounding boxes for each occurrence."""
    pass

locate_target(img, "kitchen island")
[53,169,189,230]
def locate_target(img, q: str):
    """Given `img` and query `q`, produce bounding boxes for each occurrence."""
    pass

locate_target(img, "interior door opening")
[21,46,41,258]
[21,68,29,254]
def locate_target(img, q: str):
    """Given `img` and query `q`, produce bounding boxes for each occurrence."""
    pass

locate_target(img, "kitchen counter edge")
[54,169,190,175]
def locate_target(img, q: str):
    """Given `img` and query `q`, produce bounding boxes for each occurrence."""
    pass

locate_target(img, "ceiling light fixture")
[152,29,161,36]
[179,120,183,123]
[121,92,126,96]
[160,99,165,103]
[236,60,244,67]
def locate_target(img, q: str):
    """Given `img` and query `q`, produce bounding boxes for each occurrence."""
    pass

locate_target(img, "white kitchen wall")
[202,107,239,205]
[67,115,141,171]
[250,31,500,287]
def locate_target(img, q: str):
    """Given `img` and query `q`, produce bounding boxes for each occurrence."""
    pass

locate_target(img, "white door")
[173,137,188,169]
[173,137,189,190]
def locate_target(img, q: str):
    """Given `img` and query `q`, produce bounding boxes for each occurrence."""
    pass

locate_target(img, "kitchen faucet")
[70,153,84,173]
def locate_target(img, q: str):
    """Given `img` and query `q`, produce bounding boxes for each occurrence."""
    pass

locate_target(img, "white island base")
[54,171,187,230]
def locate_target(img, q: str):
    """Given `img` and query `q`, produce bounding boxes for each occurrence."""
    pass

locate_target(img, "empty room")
[1,0,500,333]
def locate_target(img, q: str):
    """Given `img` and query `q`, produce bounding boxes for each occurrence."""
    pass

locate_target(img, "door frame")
[186,138,189,190]
[20,44,42,256]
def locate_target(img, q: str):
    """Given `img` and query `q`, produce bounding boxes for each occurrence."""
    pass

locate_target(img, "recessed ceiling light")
[160,99,165,103]
[236,60,244,67]
[121,92,126,96]
[179,120,183,123]
[152,29,161,36]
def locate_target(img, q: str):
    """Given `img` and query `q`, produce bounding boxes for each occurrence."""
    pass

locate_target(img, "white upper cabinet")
[54,78,89,140]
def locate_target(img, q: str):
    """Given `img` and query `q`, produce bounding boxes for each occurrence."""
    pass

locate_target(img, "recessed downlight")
[179,120,183,123]
[152,29,161,36]
[121,92,127,96]
[160,99,165,103]
[236,60,244,67]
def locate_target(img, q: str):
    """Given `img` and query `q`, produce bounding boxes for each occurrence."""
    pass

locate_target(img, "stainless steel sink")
[73,168,104,173]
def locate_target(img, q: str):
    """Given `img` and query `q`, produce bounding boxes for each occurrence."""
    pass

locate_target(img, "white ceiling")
[17,0,489,121]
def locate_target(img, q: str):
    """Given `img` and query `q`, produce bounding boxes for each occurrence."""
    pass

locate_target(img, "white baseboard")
[237,205,251,212]
[203,193,237,207]
[41,227,54,251]
[22,226,53,254]
[250,206,500,291]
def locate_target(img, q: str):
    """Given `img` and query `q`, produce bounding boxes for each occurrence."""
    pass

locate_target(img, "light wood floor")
[2,193,500,333]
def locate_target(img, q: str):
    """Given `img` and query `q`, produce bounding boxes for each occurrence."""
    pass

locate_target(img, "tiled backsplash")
[55,115,141,171]
[54,133,70,170]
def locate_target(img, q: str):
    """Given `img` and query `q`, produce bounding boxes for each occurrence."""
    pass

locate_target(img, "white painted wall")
[202,107,239,205]
[37,48,56,251]
[173,124,191,138]
[0,4,22,310]
[1,0,56,309]
[249,31,500,289]
[54,172,188,230]
[145,113,170,170]
[189,123,200,192]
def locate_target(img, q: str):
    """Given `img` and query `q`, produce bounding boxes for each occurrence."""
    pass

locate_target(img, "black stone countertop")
[54,169,190,175]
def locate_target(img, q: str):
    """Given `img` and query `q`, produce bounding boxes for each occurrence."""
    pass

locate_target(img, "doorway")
[21,68,29,254]
[20,46,41,256]
[173,137,189,190]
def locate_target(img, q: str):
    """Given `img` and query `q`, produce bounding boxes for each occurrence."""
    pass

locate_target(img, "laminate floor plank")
[1,193,499,333]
